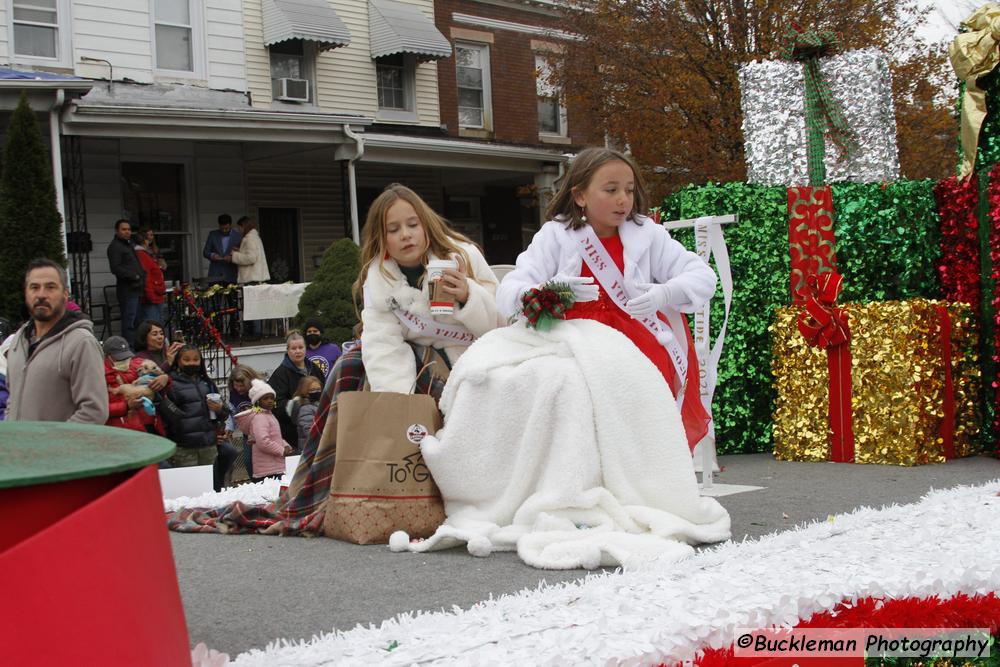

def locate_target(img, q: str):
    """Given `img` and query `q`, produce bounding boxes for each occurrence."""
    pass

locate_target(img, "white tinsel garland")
[225,481,1000,666]
[163,476,287,513]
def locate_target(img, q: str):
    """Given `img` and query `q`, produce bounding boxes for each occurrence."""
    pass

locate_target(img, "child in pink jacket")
[234,379,292,482]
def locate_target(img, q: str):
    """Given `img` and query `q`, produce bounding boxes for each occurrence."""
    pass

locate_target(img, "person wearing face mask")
[301,318,341,378]
[286,375,323,454]
[101,336,156,433]
[160,345,230,468]
[267,332,324,448]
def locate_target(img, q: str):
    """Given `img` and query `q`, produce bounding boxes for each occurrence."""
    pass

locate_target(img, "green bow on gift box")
[782,26,860,185]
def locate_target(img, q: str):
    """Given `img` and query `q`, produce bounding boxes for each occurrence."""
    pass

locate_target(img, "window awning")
[262,0,352,52]
[369,0,452,62]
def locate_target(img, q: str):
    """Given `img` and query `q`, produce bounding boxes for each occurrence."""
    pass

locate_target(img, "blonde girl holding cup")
[352,183,502,394]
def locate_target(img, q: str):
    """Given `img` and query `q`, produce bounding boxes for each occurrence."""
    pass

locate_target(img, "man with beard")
[5,259,108,423]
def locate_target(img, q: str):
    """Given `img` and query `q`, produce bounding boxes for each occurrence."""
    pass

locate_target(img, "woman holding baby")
[101,334,167,435]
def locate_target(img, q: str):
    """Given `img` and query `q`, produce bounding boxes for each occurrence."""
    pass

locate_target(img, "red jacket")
[104,357,166,435]
[136,247,166,305]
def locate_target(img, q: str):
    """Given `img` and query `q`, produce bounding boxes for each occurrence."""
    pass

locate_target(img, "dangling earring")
[580,205,588,223]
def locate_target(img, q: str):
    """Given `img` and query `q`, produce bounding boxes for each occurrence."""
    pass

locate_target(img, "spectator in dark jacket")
[268,332,324,447]
[286,374,323,454]
[203,214,242,284]
[106,219,145,347]
[161,345,229,468]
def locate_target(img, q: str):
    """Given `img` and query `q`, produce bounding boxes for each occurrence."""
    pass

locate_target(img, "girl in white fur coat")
[354,183,502,393]
[497,147,717,450]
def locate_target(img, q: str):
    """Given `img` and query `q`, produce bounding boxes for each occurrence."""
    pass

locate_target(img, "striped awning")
[262,0,352,51]
[369,0,452,62]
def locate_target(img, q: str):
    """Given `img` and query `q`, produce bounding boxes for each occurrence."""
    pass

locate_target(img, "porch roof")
[62,83,372,144]
[262,0,352,51]
[0,67,90,85]
[0,68,94,110]
[362,132,570,171]
[369,0,452,61]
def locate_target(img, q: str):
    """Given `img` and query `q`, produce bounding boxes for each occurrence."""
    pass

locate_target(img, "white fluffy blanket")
[390,319,731,569]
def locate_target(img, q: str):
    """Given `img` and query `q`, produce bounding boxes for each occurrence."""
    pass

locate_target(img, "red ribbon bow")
[797,272,850,348]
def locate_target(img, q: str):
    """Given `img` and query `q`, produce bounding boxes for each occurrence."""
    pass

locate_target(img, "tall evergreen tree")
[0,91,67,322]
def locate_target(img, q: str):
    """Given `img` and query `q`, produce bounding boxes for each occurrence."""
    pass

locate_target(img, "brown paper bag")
[322,391,446,544]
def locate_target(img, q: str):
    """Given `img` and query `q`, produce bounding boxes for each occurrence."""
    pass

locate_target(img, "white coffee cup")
[427,258,459,316]
[206,392,222,417]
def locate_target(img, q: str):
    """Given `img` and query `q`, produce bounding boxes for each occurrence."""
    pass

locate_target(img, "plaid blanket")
[166,342,445,536]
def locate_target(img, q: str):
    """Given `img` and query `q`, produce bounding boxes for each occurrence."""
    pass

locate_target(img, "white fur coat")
[390,319,731,569]
[496,216,716,319]
[361,241,502,393]
[230,229,270,283]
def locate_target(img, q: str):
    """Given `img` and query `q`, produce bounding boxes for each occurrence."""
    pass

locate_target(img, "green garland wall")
[661,180,943,454]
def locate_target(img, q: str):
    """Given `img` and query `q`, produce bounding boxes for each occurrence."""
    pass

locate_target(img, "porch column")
[534,164,560,228]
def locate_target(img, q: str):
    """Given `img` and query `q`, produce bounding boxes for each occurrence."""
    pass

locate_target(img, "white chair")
[490,264,516,282]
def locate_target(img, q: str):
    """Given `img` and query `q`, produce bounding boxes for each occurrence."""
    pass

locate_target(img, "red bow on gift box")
[795,270,855,463]
[796,272,850,349]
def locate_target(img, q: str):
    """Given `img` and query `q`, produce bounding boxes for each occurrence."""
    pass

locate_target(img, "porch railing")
[165,283,242,391]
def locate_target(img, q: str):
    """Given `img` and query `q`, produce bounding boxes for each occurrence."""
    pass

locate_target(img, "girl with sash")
[230,185,499,534]
[355,183,502,392]
[497,147,716,451]
[167,184,502,536]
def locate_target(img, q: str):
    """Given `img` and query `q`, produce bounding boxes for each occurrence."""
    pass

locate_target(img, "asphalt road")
[170,452,1000,657]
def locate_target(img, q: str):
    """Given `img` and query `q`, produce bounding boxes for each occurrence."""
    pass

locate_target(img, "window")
[154,0,194,72]
[455,43,491,130]
[12,0,62,60]
[535,54,567,137]
[375,53,418,122]
[376,54,409,111]
[121,162,188,283]
[270,40,313,103]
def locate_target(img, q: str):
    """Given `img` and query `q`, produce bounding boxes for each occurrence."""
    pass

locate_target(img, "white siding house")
[0,0,567,329]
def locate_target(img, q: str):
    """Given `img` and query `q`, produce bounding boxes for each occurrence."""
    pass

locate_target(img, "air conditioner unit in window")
[277,78,309,102]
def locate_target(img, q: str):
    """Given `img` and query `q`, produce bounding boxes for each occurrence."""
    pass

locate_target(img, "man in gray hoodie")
[5,259,109,424]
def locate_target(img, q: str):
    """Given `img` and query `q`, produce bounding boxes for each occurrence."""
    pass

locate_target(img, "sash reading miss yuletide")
[570,225,690,390]
[364,285,476,346]
[569,225,711,449]
[389,301,476,345]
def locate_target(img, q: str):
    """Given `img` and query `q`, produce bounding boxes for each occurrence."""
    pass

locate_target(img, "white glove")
[550,274,599,302]
[624,282,673,318]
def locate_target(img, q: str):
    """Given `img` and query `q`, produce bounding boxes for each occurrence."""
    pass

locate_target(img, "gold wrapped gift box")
[771,299,981,465]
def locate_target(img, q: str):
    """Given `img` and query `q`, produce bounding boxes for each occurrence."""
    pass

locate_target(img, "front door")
[482,186,524,265]
[257,207,301,283]
[121,162,187,283]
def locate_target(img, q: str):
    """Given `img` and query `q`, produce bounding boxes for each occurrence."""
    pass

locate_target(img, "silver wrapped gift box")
[738,48,900,186]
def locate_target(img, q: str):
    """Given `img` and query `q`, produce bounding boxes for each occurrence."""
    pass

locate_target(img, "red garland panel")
[988,164,1000,455]
[682,593,1000,666]
[934,175,981,316]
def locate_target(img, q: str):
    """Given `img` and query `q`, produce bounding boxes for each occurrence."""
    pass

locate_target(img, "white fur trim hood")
[361,241,502,393]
